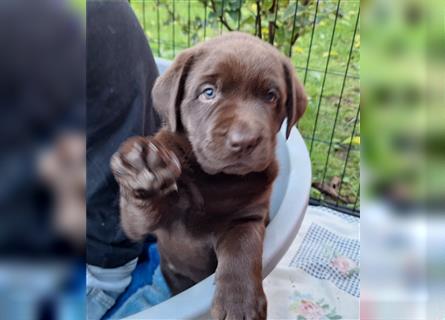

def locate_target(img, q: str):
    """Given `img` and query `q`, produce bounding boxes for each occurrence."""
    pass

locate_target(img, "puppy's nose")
[227,126,261,154]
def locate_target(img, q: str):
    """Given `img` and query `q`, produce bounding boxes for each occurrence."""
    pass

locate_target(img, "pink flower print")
[331,256,357,276]
[298,299,325,320]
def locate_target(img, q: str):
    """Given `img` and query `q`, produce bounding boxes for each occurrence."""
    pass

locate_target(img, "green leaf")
[341,136,360,145]
[267,12,276,21]
[241,15,256,26]
[228,0,241,10]
[208,11,216,20]
[282,2,297,21]
[228,10,239,22]
[263,0,274,9]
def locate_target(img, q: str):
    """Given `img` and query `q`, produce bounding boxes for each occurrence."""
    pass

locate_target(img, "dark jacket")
[87,0,160,268]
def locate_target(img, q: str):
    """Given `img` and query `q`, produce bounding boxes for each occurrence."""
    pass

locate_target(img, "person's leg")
[86,0,160,318]
[86,258,138,320]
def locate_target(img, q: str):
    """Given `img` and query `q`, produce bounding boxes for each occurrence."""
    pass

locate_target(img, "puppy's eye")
[200,86,216,100]
[266,90,278,103]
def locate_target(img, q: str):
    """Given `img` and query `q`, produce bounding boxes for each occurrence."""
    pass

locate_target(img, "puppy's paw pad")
[111,137,181,196]
[110,137,147,175]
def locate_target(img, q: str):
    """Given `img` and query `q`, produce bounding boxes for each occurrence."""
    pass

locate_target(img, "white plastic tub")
[126,59,312,319]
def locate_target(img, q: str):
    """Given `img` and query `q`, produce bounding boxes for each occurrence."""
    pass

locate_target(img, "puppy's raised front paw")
[110,136,181,198]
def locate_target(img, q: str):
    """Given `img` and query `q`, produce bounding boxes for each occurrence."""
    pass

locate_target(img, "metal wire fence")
[129,0,360,215]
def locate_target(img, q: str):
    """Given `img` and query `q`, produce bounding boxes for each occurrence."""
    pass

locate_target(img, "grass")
[130,0,360,211]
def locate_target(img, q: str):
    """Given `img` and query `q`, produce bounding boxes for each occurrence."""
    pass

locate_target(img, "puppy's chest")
[182,169,270,214]
[159,169,271,235]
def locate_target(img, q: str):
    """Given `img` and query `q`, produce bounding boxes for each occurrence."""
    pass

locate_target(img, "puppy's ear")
[282,60,307,139]
[152,49,196,132]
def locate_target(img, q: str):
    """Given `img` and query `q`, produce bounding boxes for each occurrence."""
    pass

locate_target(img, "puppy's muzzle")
[226,123,262,155]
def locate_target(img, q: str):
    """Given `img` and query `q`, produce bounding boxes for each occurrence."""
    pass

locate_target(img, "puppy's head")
[153,32,307,175]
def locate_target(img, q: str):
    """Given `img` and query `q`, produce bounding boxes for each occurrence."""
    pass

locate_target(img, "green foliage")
[151,0,342,54]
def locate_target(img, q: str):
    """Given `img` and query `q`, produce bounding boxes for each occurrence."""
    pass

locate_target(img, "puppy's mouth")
[195,146,269,176]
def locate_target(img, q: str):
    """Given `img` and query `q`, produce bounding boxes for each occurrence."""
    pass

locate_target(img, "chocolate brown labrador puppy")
[110,32,306,319]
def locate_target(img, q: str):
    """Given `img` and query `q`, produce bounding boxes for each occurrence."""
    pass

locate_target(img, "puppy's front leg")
[110,136,181,240]
[212,219,267,320]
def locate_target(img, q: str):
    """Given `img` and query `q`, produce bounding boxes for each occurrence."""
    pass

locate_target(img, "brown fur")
[110,32,306,320]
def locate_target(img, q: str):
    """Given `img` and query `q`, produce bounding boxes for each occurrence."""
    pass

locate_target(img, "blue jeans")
[107,266,171,319]
[87,244,172,319]
[86,258,138,320]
